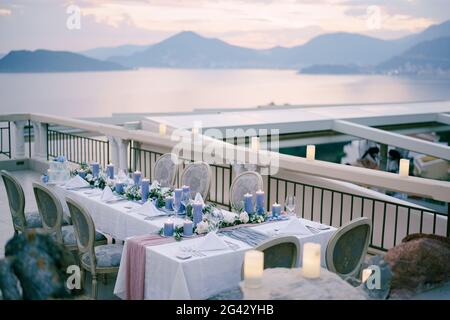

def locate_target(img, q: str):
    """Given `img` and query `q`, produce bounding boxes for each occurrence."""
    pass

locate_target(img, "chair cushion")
[61,225,107,246]
[25,211,43,228]
[81,244,123,268]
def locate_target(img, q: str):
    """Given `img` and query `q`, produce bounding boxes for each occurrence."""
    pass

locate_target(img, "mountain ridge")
[0,49,129,73]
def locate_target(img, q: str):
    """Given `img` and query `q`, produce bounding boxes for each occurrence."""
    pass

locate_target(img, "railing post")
[32,121,48,159]
[111,137,130,173]
[447,203,450,238]
[10,120,28,159]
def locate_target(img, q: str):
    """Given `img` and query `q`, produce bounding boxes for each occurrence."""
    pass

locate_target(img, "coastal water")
[1,68,450,117]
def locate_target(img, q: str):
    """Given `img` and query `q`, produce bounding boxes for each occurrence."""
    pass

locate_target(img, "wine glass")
[285,195,296,217]
[208,208,223,233]
[181,192,191,215]
[173,199,181,218]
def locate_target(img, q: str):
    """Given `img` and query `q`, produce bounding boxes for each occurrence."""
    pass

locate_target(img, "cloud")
[0,0,448,52]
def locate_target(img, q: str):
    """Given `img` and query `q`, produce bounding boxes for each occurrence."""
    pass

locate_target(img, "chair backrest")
[32,182,64,243]
[325,217,372,278]
[241,236,300,279]
[65,197,96,269]
[180,161,212,199]
[154,153,178,188]
[229,171,263,210]
[0,170,26,231]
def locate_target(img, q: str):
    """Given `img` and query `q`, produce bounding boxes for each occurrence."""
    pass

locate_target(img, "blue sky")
[0,0,449,52]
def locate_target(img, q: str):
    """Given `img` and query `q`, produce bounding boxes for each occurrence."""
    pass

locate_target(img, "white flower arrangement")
[196,220,210,234]
[222,211,238,224]
[239,211,250,224]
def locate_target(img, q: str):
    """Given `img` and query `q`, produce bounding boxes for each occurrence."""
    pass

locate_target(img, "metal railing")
[47,127,110,167]
[0,113,448,253]
[0,121,11,158]
[266,175,448,252]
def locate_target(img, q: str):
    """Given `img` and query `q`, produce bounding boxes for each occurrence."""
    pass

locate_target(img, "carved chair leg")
[92,274,98,300]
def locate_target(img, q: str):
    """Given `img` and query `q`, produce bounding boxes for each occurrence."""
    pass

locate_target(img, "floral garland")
[71,162,109,190]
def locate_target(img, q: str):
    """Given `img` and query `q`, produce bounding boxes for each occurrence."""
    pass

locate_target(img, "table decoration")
[106,163,114,179]
[244,193,253,214]
[78,169,86,179]
[163,219,174,237]
[115,182,125,194]
[100,186,115,202]
[192,201,203,225]
[165,195,174,210]
[302,243,321,279]
[271,203,281,217]
[182,185,190,194]
[183,220,194,237]
[41,174,49,184]
[306,145,316,160]
[243,250,264,288]
[255,190,265,215]
[133,171,142,186]
[91,162,100,178]
[141,179,150,202]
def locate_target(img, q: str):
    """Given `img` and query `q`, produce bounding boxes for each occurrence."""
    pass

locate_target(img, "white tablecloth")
[52,185,185,240]
[114,218,336,300]
[50,184,335,300]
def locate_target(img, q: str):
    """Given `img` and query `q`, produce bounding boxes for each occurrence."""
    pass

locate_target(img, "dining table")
[50,183,336,300]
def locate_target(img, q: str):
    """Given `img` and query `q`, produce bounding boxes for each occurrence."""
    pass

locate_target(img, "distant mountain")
[0,50,129,73]
[109,31,266,68]
[377,37,450,75]
[81,44,149,60]
[300,64,368,75]
[272,33,405,68]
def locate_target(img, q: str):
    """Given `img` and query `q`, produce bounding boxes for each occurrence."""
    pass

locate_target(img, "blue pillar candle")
[192,201,203,226]
[183,220,193,236]
[271,203,281,217]
[91,162,100,178]
[256,190,265,215]
[133,171,142,186]
[78,169,86,179]
[244,193,254,214]
[141,179,150,202]
[182,185,190,195]
[106,164,114,179]
[41,175,49,184]
[174,188,183,212]
[163,219,174,237]
[115,182,125,194]
[165,196,174,210]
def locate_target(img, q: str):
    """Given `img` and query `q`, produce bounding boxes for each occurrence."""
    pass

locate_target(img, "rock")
[384,233,450,298]
[0,231,76,300]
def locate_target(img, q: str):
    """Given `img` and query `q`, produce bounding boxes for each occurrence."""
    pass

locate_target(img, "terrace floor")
[0,170,449,300]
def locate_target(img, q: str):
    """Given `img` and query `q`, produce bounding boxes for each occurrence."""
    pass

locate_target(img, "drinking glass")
[173,200,181,218]
[181,192,191,215]
[285,195,296,216]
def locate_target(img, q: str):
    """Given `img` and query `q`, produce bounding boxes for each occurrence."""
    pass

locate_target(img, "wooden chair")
[154,153,179,188]
[1,170,42,234]
[229,171,263,211]
[66,197,123,299]
[180,161,212,200]
[325,217,372,279]
[33,182,107,252]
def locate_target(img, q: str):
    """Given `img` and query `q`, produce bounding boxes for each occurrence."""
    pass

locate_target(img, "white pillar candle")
[192,127,199,135]
[306,145,315,160]
[399,158,410,177]
[159,123,167,136]
[302,243,321,279]
[362,268,372,283]
[251,136,260,152]
[243,250,264,288]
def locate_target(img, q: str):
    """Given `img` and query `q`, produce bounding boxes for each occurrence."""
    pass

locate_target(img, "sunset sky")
[0,0,449,53]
